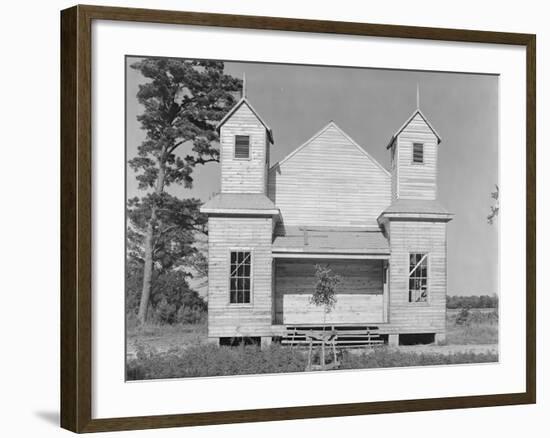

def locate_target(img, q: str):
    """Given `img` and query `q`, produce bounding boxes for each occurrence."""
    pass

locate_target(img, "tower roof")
[386,109,442,149]
[216,97,274,144]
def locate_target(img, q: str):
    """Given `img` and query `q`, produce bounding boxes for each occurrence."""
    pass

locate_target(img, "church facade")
[201,94,453,347]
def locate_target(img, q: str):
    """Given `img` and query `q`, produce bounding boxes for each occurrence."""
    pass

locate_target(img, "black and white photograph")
[0,0,542,435]
[125,56,499,380]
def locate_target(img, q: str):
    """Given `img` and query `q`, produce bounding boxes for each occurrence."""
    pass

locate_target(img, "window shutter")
[413,143,424,163]
[235,135,250,159]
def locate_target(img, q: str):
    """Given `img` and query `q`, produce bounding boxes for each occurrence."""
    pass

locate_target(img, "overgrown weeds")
[126,343,498,380]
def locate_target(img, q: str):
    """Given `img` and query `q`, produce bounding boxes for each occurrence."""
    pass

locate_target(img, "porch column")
[383,260,389,323]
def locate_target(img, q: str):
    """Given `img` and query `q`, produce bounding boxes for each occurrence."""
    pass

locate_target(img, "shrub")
[176,305,206,325]
[339,349,498,370]
[454,307,498,327]
[126,266,207,326]
[455,307,471,326]
[446,295,498,309]
[127,343,499,380]
[126,343,308,380]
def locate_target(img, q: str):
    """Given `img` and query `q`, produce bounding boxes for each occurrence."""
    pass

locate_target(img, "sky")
[126,57,499,297]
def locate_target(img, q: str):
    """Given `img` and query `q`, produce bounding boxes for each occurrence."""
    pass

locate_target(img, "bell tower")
[388,98,442,201]
[379,96,452,346]
[216,84,274,194]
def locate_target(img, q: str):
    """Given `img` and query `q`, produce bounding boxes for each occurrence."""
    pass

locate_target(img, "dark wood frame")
[61,4,536,433]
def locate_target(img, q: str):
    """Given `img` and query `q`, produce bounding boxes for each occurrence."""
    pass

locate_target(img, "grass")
[126,321,207,358]
[126,343,498,380]
[127,343,307,380]
[444,308,498,345]
[125,307,499,380]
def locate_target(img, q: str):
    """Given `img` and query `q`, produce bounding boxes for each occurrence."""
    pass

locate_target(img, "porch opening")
[273,258,388,325]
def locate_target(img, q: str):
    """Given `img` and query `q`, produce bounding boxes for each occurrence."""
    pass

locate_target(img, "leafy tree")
[149,270,206,324]
[310,264,340,316]
[309,264,341,370]
[127,194,206,273]
[128,58,242,324]
[126,264,206,325]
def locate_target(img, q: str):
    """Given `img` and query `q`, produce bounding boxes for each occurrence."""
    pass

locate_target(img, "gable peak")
[216,96,274,144]
[270,120,389,176]
[386,108,442,149]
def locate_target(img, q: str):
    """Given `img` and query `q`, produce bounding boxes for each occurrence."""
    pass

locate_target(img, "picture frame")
[60,4,536,433]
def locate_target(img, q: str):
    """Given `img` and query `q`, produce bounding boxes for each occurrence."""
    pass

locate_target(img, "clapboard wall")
[220,102,268,194]
[207,216,273,338]
[395,113,438,200]
[268,123,391,228]
[385,220,447,335]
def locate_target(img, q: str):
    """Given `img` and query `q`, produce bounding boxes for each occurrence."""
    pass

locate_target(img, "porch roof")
[200,193,279,215]
[272,227,389,257]
[377,199,453,224]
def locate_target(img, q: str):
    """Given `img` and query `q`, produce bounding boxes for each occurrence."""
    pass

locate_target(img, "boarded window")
[235,135,250,159]
[409,253,428,302]
[230,251,251,303]
[413,143,424,163]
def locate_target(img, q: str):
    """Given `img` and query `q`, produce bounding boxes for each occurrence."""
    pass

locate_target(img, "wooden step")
[280,325,384,348]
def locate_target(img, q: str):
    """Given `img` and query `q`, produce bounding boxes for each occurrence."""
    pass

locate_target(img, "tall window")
[413,142,424,163]
[230,251,251,303]
[409,253,428,302]
[235,135,250,159]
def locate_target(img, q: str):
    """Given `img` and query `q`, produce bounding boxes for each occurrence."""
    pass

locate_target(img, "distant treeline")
[446,295,498,309]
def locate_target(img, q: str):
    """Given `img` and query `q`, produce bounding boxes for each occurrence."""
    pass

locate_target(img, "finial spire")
[416,83,420,109]
[242,72,247,99]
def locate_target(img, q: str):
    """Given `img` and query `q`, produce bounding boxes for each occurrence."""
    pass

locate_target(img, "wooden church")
[201,88,453,348]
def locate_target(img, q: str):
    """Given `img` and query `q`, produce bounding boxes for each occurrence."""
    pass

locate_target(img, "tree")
[310,264,340,316]
[309,264,341,369]
[129,58,242,324]
[127,194,206,273]
[125,263,206,325]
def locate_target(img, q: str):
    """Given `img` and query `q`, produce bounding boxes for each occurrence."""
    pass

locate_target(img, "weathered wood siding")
[385,221,447,334]
[207,216,273,337]
[220,103,267,194]
[283,295,384,324]
[268,123,391,227]
[396,113,438,200]
[274,259,384,324]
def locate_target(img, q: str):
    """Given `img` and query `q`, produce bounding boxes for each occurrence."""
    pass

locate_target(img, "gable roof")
[216,97,274,144]
[386,109,442,149]
[269,120,390,176]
